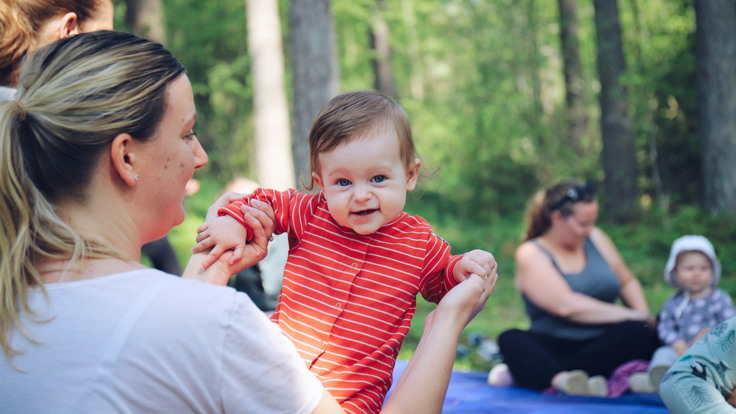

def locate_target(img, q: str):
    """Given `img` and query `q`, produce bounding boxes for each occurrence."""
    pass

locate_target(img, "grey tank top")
[522,238,622,340]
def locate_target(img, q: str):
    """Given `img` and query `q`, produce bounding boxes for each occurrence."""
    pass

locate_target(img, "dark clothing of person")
[499,321,659,390]
[229,266,278,312]
[499,238,659,390]
[141,236,181,275]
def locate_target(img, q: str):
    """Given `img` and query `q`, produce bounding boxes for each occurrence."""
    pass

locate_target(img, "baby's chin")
[352,228,378,236]
[345,220,384,236]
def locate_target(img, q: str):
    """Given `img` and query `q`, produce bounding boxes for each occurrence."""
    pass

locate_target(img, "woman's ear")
[57,12,80,39]
[406,158,421,191]
[35,12,80,50]
[549,209,564,223]
[110,133,138,187]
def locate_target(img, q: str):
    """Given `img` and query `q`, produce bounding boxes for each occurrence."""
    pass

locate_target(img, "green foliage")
[120,0,707,228]
[618,0,700,208]
[162,0,255,182]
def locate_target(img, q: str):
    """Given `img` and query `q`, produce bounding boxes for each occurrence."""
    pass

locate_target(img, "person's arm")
[516,239,649,325]
[381,271,498,413]
[660,317,736,413]
[658,297,690,354]
[657,296,682,344]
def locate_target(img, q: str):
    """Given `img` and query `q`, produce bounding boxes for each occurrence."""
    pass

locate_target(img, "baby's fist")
[454,249,497,282]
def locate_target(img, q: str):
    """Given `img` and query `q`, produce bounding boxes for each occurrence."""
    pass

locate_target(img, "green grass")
[163,180,736,372]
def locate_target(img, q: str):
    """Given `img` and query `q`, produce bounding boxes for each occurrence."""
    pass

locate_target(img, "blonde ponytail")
[0,99,48,362]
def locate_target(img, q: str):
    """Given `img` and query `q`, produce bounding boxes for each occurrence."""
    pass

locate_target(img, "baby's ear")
[406,158,421,191]
[311,171,324,190]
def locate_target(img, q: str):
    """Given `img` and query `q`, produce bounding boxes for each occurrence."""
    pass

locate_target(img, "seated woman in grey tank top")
[491,180,659,396]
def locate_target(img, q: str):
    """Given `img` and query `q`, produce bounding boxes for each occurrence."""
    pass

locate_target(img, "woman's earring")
[134,174,139,182]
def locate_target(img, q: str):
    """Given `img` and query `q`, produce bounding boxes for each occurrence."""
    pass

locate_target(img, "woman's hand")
[182,192,276,285]
[429,269,499,332]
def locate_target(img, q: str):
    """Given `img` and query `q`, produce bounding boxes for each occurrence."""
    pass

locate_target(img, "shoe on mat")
[587,375,608,397]
[649,365,669,394]
[557,370,589,396]
[487,363,514,387]
[629,372,656,394]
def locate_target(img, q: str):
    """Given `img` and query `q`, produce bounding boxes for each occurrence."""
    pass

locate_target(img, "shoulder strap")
[529,239,565,275]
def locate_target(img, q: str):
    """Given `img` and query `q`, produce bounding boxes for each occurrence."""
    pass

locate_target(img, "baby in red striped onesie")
[193,89,497,414]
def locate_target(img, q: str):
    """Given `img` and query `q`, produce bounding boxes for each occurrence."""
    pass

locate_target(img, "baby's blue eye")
[371,175,386,183]
[337,179,351,186]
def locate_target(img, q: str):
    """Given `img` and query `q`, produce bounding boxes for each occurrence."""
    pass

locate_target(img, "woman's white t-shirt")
[0,269,322,413]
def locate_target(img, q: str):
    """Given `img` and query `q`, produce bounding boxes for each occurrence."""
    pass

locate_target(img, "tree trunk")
[246,0,295,190]
[125,0,166,43]
[694,0,736,214]
[370,0,398,99]
[593,0,638,221]
[625,0,670,228]
[401,0,424,100]
[558,0,588,155]
[527,0,543,143]
[289,0,340,188]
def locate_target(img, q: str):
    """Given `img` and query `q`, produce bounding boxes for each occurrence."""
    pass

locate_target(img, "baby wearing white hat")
[629,235,736,394]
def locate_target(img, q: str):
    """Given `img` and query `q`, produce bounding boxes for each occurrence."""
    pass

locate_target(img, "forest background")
[117,0,736,371]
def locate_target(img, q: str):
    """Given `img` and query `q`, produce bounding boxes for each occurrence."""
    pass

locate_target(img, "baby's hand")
[453,249,497,283]
[192,215,248,269]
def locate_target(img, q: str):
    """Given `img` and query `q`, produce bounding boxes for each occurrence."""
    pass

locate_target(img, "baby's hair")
[0,0,106,85]
[305,90,416,190]
[0,30,184,364]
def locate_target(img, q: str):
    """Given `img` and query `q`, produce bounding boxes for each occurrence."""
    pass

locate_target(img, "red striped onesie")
[219,188,461,414]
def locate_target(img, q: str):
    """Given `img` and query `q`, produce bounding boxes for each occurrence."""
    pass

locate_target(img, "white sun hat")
[664,235,721,288]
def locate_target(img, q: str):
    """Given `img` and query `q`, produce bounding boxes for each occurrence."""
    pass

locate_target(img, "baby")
[194,90,497,413]
[630,235,735,394]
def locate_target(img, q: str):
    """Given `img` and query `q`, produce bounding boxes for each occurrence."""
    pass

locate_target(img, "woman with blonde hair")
[493,180,659,396]
[0,31,495,413]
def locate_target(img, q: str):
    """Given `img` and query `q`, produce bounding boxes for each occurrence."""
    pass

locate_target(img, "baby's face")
[312,130,419,235]
[675,251,713,297]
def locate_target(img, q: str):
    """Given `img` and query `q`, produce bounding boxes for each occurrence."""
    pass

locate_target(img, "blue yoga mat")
[388,360,670,413]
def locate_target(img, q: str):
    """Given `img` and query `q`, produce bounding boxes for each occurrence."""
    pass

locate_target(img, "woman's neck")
[55,184,143,263]
[44,190,146,283]
[539,232,582,253]
[38,257,146,284]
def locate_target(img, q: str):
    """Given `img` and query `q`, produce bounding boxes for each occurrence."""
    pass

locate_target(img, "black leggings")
[498,321,660,390]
